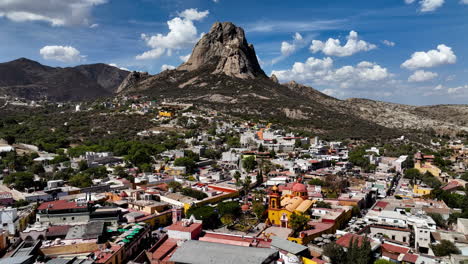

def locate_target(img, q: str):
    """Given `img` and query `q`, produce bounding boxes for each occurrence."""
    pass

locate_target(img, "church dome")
[292,183,307,193]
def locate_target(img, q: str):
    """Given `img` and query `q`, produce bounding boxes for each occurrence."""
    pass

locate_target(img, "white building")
[0,207,18,234]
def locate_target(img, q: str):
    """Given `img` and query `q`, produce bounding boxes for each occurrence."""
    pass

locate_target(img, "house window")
[63,218,66,220]
[392,235,396,240]
[403,237,407,243]
[72,217,75,220]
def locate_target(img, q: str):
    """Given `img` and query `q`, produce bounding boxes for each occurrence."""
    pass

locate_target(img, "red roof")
[166,221,202,233]
[301,222,334,236]
[373,201,389,211]
[46,225,70,237]
[152,238,178,261]
[403,253,419,263]
[336,233,370,248]
[199,232,271,248]
[382,243,410,254]
[37,200,87,211]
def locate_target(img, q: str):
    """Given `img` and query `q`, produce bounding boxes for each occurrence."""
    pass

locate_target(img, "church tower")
[269,185,280,209]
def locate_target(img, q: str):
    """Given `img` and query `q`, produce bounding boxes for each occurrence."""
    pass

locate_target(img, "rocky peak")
[270,74,279,84]
[116,71,150,93]
[177,22,266,79]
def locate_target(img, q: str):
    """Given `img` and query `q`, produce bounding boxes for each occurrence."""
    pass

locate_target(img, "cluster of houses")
[0,99,468,263]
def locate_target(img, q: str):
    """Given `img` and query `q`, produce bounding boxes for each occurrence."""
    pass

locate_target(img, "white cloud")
[408,70,438,82]
[280,32,304,56]
[161,64,176,71]
[420,0,444,12]
[0,0,107,26]
[213,0,219,2]
[39,45,84,63]
[136,8,208,60]
[108,63,129,71]
[310,31,377,57]
[272,57,390,92]
[89,23,99,28]
[281,42,295,56]
[461,0,468,4]
[179,54,191,62]
[401,44,456,70]
[136,47,165,60]
[404,0,445,12]
[178,8,209,21]
[425,84,468,97]
[246,19,344,33]
[382,40,395,47]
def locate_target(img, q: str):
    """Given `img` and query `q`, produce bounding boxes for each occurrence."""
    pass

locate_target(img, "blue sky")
[0,0,467,105]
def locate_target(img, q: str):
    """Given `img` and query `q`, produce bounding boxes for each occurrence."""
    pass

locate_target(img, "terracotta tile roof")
[382,243,410,254]
[403,253,419,263]
[152,238,178,261]
[37,200,87,211]
[46,225,71,237]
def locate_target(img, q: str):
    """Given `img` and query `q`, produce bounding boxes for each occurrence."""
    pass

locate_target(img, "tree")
[308,178,325,186]
[174,157,196,173]
[258,144,265,152]
[315,201,332,208]
[323,237,372,264]
[114,166,128,178]
[217,201,241,217]
[186,206,220,229]
[233,171,241,186]
[428,212,447,228]
[139,163,152,172]
[404,168,421,179]
[78,160,88,171]
[323,243,346,264]
[168,181,182,192]
[4,172,35,191]
[252,202,266,219]
[128,149,152,166]
[242,156,257,172]
[242,175,252,193]
[4,135,15,145]
[256,170,263,185]
[289,212,309,236]
[14,199,29,208]
[30,163,45,175]
[431,240,460,256]
[69,173,93,188]
[181,187,208,200]
[374,259,393,264]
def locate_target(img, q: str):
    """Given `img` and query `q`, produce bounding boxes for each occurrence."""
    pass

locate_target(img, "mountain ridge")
[1,21,467,138]
[0,58,129,101]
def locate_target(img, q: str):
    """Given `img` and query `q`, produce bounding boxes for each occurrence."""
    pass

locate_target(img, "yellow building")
[413,185,432,196]
[415,161,441,177]
[158,111,173,118]
[267,183,315,228]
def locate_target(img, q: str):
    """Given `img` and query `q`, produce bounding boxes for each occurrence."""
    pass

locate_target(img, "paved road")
[0,182,25,200]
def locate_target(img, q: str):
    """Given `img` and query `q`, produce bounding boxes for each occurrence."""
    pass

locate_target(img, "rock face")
[116,71,150,93]
[178,22,266,79]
